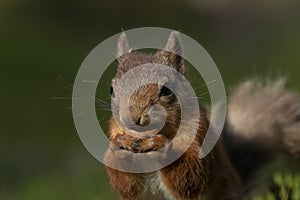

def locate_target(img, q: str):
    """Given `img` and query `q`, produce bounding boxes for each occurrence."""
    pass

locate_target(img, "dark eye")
[295,114,300,122]
[110,86,115,98]
[159,85,172,97]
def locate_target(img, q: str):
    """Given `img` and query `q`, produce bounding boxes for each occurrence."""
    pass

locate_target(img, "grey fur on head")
[226,78,300,154]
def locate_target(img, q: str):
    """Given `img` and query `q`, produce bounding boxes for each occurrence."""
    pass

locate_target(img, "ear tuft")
[165,31,182,55]
[117,32,130,58]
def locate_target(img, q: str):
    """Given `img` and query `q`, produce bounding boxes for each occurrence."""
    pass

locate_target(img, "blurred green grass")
[1,0,300,199]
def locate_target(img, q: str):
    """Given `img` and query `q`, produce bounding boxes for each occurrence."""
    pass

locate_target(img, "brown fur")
[104,31,243,200]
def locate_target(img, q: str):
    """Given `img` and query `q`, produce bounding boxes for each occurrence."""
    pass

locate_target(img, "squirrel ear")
[165,31,182,55]
[156,31,185,75]
[117,32,130,63]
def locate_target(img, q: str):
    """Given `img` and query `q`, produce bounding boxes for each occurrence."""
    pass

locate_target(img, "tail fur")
[222,78,300,187]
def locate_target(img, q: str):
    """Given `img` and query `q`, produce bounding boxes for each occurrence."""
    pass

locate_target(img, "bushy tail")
[222,78,300,185]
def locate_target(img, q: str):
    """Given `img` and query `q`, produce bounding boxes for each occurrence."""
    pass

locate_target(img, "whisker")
[96,106,111,111]
[95,97,110,105]
[53,96,111,109]
[96,108,112,112]
[82,64,98,72]
[82,80,99,84]
[98,116,110,123]
[193,80,216,91]
[74,108,112,117]
[96,102,111,109]
[58,75,110,106]
[57,75,75,92]
[198,91,209,96]
[52,96,81,100]
[70,107,111,111]
[182,96,207,100]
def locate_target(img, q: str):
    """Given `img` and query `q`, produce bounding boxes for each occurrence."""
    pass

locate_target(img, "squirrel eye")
[295,114,300,122]
[159,85,172,97]
[110,86,115,98]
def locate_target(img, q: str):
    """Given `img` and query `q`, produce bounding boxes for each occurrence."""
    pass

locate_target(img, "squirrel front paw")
[107,134,172,169]
[110,133,137,151]
[110,133,170,152]
[139,134,170,152]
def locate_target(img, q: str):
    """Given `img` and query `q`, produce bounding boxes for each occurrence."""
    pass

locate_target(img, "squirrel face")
[111,52,182,139]
[109,32,185,139]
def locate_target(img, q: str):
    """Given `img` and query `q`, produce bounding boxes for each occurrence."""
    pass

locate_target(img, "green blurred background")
[1,0,300,199]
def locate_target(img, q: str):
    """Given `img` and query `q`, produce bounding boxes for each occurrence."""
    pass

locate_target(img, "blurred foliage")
[1,0,300,199]
[253,172,300,200]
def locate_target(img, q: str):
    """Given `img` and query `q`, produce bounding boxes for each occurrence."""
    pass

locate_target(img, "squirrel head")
[110,31,185,139]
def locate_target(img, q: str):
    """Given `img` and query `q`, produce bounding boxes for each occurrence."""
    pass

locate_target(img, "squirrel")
[103,31,300,199]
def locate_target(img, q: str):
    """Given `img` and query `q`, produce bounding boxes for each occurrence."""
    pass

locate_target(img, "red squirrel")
[104,32,243,200]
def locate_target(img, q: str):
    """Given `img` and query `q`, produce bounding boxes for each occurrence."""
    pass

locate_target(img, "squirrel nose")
[135,115,150,126]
